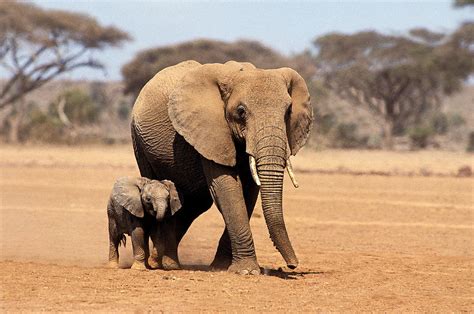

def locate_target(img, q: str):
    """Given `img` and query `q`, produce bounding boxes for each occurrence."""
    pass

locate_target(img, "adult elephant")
[131,60,312,274]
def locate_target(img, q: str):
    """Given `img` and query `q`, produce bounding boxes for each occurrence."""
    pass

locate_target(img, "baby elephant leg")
[130,225,148,270]
[148,224,163,269]
[107,216,120,269]
[161,218,181,270]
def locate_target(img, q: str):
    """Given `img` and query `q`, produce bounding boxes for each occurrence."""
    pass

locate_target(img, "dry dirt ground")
[1,145,473,312]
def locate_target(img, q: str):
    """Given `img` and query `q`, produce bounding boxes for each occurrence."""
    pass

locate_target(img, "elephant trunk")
[153,200,168,221]
[253,126,298,269]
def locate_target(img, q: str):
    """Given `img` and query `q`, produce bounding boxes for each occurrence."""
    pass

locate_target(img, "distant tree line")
[121,25,473,150]
[121,39,316,96]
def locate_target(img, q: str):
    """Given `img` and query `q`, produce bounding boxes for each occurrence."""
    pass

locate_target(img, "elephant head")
[168,61,313,269]
[114,177,182,221]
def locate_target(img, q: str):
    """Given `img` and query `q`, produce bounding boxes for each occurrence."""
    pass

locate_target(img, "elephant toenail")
[250,269,260,275]
[239,269,249,275]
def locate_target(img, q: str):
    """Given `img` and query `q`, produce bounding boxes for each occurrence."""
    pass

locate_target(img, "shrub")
[319,113,337,135]
[431,112,449,135]
[118,100,131,121]
[333,122,368,148]
[467,131,474,152]
[448,113,466,128]
[51,89,101,125]
[90,82,108,107]
[408,126,434,149]
[21,107,65,143]
[19,89,102,143]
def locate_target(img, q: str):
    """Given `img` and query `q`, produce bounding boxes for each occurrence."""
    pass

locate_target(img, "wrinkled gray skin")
[107,177,182,270]
[131,60,313,274]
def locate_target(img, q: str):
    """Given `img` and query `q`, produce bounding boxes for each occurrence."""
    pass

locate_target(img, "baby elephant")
[107,177,182,270]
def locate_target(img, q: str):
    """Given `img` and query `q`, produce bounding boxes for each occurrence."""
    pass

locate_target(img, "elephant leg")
[211,171,259,270]
[160,218,181,270]
[144,231,151,268]
[210,229,232,270]
[130,225,148,270]
[158,199,211,269]
[202,158,260,275]
[107,217,121,269]
[148,225,163,269]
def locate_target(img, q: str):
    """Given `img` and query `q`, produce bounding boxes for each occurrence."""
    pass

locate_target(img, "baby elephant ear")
[113,177,148,218]
[162,180,182,215]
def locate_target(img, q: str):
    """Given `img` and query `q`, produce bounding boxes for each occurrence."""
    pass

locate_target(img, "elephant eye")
[236,104,247,120]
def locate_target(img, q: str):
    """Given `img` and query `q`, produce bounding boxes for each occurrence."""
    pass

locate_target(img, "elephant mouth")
[248,155,299,188]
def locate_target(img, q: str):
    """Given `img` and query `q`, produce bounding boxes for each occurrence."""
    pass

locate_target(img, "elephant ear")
[168,62,255,167]
[113,177,148,218]
[162,180,182,215]
[277,68,313,155]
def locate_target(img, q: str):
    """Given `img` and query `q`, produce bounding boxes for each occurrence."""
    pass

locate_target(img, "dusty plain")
[0,145,473,311]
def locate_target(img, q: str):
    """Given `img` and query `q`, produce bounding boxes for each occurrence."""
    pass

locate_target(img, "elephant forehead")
[232,72,289,100]
[144,183,168,197]
[234,71,284,88]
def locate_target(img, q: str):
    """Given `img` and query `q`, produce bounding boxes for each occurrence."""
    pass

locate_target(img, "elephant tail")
[119,234,127,248]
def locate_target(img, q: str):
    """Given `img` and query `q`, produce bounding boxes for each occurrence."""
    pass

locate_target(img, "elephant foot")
[147,256,160,269]
[228,258,260,275]
[162,255,181,270]
[210,255,232,271]
[106,260,119,269]
[131,260,147,271]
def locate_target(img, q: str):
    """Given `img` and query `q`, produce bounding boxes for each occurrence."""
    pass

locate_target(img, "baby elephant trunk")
[153,200,169,221]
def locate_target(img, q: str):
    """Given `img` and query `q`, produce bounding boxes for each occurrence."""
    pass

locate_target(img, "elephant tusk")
[286,158,299,188]
[249,156,261,186]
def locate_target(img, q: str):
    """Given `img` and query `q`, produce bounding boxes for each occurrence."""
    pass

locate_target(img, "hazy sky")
[33,1,472,81]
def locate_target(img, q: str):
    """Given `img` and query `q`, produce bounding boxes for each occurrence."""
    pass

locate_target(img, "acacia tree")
[121,39,312,96]
[0,1,130,142]
[314,26,474,148]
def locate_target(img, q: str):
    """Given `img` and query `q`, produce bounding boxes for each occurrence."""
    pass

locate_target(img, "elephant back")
[132,60,202,155]
[132,60,201,126]
[131,60,210,200]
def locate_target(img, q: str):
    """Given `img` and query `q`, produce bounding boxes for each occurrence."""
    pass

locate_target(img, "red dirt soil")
[0,147,472,311]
